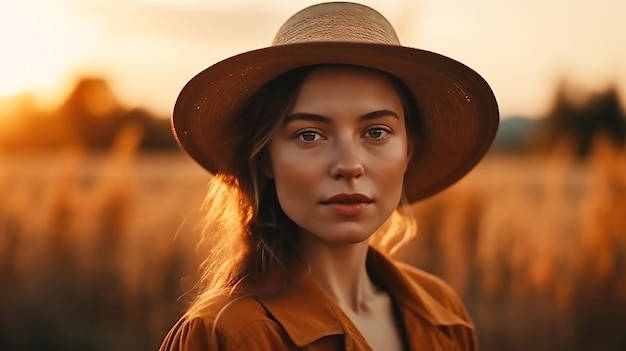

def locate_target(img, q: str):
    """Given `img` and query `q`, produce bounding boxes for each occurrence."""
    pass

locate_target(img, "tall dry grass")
[400,134,626,351]
[0,126,207,350]
[0,130,625,350]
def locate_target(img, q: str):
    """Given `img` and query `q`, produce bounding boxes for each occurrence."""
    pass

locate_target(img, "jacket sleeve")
[159,317,216,351]
[159,316,294,351]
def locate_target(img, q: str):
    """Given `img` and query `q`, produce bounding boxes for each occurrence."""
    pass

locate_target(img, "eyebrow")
[284,109,399,124]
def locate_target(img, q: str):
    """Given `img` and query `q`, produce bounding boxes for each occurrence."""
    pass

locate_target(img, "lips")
[320,193,373,205]
[320,193,373,216]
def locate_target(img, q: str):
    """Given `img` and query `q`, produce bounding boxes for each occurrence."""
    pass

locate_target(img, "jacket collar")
[366,249,473,329]
[255,247,471,347]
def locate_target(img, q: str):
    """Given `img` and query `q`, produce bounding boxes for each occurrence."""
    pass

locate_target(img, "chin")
[313,223,379,245]
[327,235,370,245]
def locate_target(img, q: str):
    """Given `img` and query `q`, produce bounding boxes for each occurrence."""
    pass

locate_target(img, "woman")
[161,2,498,351]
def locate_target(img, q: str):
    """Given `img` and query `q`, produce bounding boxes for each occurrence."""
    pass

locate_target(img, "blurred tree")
[533,83,626,157]
[125,107,178,150]
[0,77,179,152]
[56,77,125,149]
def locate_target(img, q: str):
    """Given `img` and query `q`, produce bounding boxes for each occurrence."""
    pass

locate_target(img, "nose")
[329,138,364,180]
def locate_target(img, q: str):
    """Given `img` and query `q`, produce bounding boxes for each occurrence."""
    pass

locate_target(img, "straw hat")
[172,2,499,203]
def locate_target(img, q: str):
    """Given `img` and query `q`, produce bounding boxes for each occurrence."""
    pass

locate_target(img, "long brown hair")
[185,65,421,317]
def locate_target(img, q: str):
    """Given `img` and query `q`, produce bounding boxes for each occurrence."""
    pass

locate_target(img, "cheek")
[372,142,410,196]
[381,158,408,191]
[268,144,321,206]
[375,139,410,173]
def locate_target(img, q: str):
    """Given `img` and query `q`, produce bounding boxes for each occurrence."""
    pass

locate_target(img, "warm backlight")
[0,0,97,99]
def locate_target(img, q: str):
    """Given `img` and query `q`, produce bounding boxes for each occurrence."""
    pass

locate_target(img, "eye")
[296,130,324,142]
[363,127,391,140]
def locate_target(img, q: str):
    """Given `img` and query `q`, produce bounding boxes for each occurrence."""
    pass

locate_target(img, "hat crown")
[272,2,400,46]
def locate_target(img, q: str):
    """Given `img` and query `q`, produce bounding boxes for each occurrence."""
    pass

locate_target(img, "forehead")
[291,65,404,114]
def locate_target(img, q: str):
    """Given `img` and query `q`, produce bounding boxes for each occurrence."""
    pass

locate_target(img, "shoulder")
[394,261,468,313]
[159,296,292,351]
[394,261,451,293]
[392,261,478,351]
[369,248,472,325]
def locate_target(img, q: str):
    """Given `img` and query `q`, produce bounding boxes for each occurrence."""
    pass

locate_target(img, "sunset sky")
[2,0,626,118]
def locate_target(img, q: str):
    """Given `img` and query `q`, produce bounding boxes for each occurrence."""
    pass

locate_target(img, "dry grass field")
[1,130,625,350]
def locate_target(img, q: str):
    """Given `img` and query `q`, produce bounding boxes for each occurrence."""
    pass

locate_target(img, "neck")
[298,237,379,313]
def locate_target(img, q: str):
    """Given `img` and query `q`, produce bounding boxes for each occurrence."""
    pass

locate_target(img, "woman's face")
[267,66,411,244]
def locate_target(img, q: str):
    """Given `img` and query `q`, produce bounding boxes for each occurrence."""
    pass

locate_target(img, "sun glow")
[0,0,98,103]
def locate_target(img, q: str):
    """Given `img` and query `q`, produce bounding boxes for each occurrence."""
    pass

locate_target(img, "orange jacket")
[160,248,476,351]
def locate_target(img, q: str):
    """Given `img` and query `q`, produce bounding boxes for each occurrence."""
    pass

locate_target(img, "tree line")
[1,76,624,157]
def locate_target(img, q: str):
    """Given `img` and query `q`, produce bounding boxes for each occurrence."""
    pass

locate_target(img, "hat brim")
[173,41,499,203]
